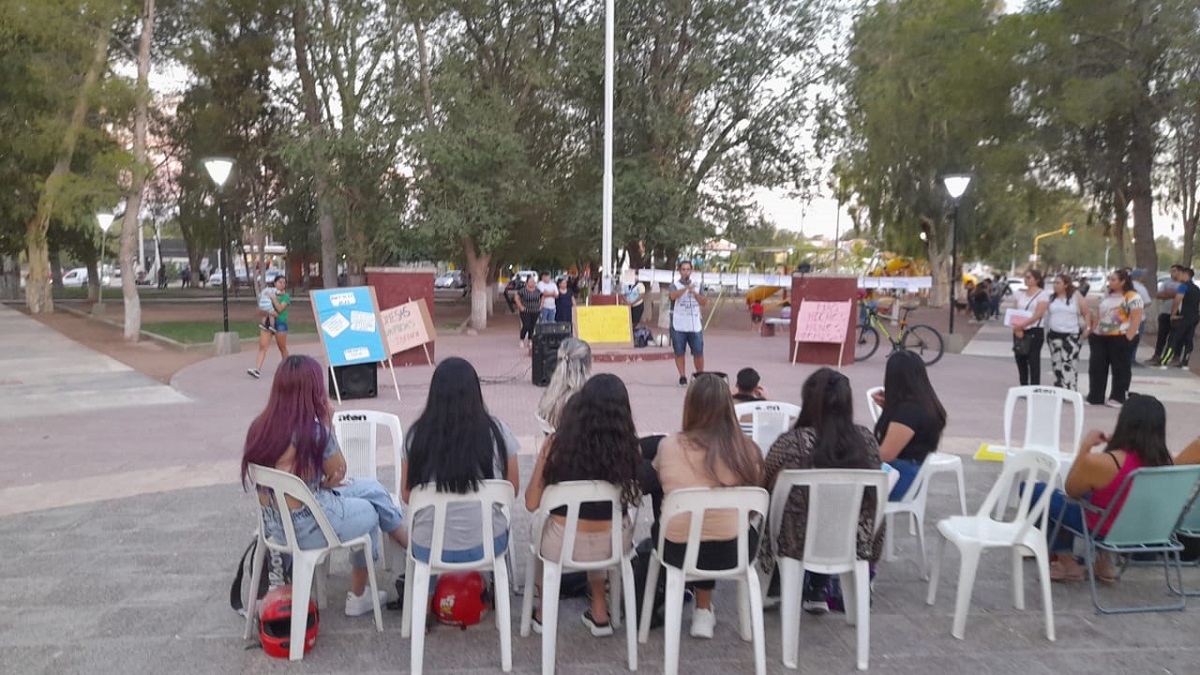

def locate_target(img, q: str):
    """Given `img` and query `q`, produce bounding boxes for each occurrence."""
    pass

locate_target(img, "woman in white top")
[1043,273,1093,390]
[1010,269,1051,385]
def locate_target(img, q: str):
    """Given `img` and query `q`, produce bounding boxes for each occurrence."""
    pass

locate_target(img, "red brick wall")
[366,268,436,367]
[787,275,859,366]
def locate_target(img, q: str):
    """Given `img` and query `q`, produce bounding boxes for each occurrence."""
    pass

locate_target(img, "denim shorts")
[671,329,703,356]
[262,478,402,568]
[411,531,510,564]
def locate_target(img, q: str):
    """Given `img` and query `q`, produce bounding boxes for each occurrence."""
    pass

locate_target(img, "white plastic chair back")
[865,386,884,423]
[735,400,801,437]
[659,486,769,580]
[406,479,514,572]
[981,450,1060,536]
[250,464,347,554]
[1003,386,1084,461]
[531,480,628,570]
[752,410,791,456]
[769,469,887,574]
[333,410,404,495]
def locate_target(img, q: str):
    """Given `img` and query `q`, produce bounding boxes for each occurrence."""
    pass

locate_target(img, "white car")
[61,268,89,287]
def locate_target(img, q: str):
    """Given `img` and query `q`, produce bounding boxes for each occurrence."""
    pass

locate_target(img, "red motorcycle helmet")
[432,572,490,628]
[259,585,319,658]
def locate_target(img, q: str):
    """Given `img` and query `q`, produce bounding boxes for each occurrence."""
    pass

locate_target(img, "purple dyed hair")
[241,355,333,487]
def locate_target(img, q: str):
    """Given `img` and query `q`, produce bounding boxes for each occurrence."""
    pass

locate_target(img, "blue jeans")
[1025,482,1086,553]
[411,531,510,564]
[670,329,704,356]
[263,478,403,568]
[888,458,922,501]
[540,308,557,323]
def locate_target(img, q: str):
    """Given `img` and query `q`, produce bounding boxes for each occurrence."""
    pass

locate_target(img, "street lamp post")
[942,174,972,335]
[203,157,234,333]
[96,212,114,305]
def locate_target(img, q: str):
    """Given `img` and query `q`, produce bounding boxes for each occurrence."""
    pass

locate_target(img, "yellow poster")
[573,305,633,348]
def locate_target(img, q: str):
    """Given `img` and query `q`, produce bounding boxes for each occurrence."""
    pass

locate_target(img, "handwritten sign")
[310,286,389,367]
[574,305,633,348]
[380,299,437,355]
[794,300,853,344]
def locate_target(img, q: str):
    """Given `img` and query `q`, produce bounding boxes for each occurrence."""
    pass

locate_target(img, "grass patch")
[143,321,316,344]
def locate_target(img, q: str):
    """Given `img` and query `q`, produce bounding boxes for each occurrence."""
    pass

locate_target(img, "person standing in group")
[248,276,290,379]
[871,350,948,501]
[1149,265,1184,364]
[1044,273,1092,390]
[1009,269,1050,385]
[669,260,708,386]
[537,272,559,324]
[1087,268,1144,407]
[1129,269,1153,365]
[515,275,543,350]
[652,373,762,638]
[1160,266,1200,369]
[624,279,645,327]
[242,355,408,616]
[554,277,575,325]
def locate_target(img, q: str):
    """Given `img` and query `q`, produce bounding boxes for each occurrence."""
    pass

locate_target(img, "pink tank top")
[1085,450,1145,535]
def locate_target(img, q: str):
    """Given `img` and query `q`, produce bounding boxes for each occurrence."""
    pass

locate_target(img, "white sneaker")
[345,589,387,617]
[690,606,715,639]
[247,368,261,379]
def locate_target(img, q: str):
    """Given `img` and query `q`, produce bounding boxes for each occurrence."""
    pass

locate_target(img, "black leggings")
[1165,317,1199,365]
[519,312,538,340]
[662,531,759,590]
[1014,327,1045,385]
[1153,313,1173,358]
[1087,334,1134,404]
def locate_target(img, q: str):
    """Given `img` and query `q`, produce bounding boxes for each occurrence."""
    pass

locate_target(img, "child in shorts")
[258,285,279,333]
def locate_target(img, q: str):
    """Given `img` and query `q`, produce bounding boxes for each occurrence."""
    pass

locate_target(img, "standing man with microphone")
[669,260,708,385]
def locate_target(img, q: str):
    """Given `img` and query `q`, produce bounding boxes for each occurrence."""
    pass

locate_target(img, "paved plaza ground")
[2,293,1199,674]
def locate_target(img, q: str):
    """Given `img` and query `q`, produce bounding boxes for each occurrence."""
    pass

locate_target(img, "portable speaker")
[532,322,572,386]
[328,363,378,399]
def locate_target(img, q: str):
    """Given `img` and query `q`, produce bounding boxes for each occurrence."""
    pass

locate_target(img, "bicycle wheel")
[854,324,880,362]
[901,324,945,366]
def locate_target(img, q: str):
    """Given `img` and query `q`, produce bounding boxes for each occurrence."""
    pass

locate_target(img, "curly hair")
[542,374,642,510]
[536,338,592,427]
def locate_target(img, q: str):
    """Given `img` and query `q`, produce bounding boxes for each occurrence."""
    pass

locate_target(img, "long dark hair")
[406,357,505,493]
[1110,268,1134,294]
[242,355,332,487]
[681,373,762,486]
[1051,273,1076,304]
[543,374,642,509]
[795,368,874,469]
[1106,394,1172,467]
[873,350,947,442]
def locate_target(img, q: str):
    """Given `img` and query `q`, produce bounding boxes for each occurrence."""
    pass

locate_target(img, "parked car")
[435,270,468,290]
[61,268,89,287]
[208,269,248,287]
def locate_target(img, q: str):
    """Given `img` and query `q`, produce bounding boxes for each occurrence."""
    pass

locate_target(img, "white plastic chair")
[401,480,515,674]
[735,400,801,437]
[637,487,769,675]
[752,410,792,456]
[866,386,967,516]
[884,456,934,579]
[333,410,404,567]
[770,469,887,670]
[519,481,637,674]
[926,449,1060,640]
[243,464,383,661]
[993,386,1084,517]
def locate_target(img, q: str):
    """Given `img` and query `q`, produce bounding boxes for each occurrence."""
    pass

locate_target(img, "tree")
[117,0,155,341]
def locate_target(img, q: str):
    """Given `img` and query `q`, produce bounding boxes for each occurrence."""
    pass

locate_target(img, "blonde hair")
[536,338,592,427]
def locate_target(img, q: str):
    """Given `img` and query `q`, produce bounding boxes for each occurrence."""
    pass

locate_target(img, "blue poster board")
[310,287,389,367]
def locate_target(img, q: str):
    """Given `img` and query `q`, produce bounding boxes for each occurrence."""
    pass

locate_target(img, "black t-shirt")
[878,400,941,463]
[732,392,763,402]
[1180,283,1200,321]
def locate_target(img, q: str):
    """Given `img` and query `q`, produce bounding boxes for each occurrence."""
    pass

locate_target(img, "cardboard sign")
[574,305,633,348]
[310,287,389,367]
[794,300,853,344]
[380,299,437,355]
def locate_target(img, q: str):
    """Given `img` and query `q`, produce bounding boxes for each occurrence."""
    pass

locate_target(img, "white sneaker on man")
[344,589,387,617]
[690,605,715,639]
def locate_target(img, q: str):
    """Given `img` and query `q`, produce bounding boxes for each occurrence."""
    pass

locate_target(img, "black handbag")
[1013,332,1035,356]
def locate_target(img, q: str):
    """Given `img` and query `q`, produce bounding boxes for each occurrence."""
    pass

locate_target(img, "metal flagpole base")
[212,331,242,355]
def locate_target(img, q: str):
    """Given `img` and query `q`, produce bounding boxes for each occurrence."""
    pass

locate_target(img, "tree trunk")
[120,0,154,342]
[50,252,64,290]
[0,256,19,300]
[1111,195,1129,269]
[293,0,339,289]
[1129,125,1158,275]
[24,28,110,314]
[1184,213,1198,268]
[463,238,491,330]
[86,260,100,302]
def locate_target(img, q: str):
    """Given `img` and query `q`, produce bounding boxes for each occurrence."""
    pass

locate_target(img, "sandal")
[1093,553,1120,584]
[1049,557,1085,583]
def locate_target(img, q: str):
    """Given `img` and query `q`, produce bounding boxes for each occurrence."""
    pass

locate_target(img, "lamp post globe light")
[203,157,234,336]
[95,212,115,305]
[941,173,972,335]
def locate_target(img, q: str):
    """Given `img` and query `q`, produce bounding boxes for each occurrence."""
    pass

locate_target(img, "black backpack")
[230,537,292,617]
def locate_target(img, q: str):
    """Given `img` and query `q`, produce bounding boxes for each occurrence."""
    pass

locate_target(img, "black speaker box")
[329,362,378,399]
[532,322,572,386]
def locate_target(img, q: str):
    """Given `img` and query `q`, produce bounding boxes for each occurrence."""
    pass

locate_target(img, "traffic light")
[1061,223,1075,236]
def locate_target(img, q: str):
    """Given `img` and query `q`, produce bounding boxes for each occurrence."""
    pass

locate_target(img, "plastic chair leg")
[662,569,686,675]
[609,567,622,629]
[953,462,968,515]
[951,546,982,639]
[1011,548,1025,610]
[841,571,857,627]
[242,535,267,641]
[520,549,538,637]
[638,553,662,644]
[540,561,563,675]
[1034,546,1055,641]
[736,578,752,642]
[779,558,802,669]
[289,557,318,661]
[506,544,522,595]
[620,558,639,670]
[746,568,767,675]
[409,563,433,675]
[364,545,383,631]
[494,554,513,672]
[914,514,929,580]
[885,513,896,561]
[926,535,945,606]
[401,556,416,638]
[853,561,870,670]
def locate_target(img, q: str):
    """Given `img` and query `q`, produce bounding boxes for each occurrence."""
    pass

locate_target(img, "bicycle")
[854,302,945,366]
